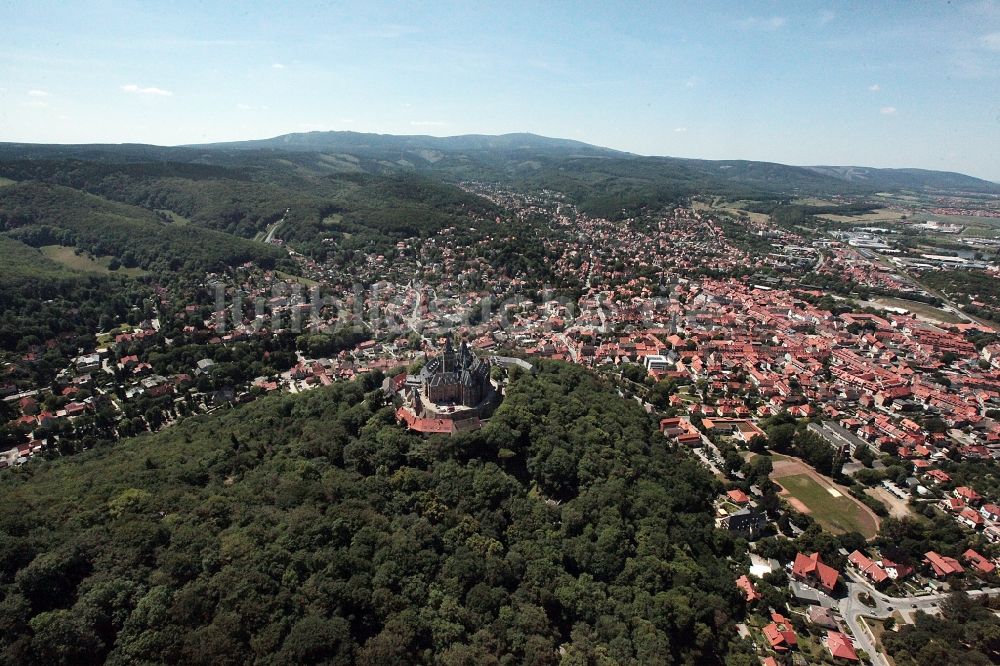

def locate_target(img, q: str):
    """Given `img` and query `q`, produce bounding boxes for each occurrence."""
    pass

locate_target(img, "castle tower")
[442,337,456,373]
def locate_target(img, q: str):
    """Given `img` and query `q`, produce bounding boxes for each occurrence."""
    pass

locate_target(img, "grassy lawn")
[0,177,16,187]
[873,297,964,324]
[156,208,191,225]
[275,271,320,288]
[41,245,147,277]
[775,473,879,537]
[322,213,344,227]
[718,501,741,515]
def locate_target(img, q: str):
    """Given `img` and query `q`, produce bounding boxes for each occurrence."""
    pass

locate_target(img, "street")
[837,569,1000,666]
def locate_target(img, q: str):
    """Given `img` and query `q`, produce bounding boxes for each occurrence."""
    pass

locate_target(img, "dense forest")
[0,182,287,274]
[0,159,499,262]
[0,361,748,665]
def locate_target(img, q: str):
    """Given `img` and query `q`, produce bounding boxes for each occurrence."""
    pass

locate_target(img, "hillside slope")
[0,182,288,273]
[0,158,499,259]
[0,361,741,665]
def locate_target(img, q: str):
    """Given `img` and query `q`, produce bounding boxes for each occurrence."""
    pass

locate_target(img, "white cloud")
[409,120,446,127]
[121,84,172,96]
[674,127,688,133]
[880,106,897,115]
[271,63,285,69]
[819,10,835,25]
[868,83,880,92]
[982,32,1000,50]
[28,89,49,97]
[236,103,252,110]
[738,16,787,31]
[25,100,48,108]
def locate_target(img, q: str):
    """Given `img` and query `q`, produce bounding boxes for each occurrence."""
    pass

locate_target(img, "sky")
[2,1,1000,180]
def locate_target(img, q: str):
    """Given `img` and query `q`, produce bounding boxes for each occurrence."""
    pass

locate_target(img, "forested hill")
[0,361,745,665]
[0,182,287,274]
[1,132,997,235]
[0,156,500,260]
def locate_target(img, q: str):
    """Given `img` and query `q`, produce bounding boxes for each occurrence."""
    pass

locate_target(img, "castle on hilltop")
[418,338,490,407]
[390,338,500,434]
[388,337,535,435]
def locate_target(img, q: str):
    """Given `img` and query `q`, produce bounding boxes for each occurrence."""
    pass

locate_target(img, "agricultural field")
[770,456,880,537]
[791,196,839,206]
[693,198,771,224]
[817,208,908,223]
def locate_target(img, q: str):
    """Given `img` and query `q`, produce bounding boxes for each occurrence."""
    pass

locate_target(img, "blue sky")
[2,1,999,180]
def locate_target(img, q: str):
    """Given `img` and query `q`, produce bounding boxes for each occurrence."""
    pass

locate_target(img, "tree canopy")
[0,361,743,665]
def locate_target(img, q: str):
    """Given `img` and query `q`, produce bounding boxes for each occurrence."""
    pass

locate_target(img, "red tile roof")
[956,486,983,502]
[963,549,995,575]
[848,550,889,584]
[762,621,797,651]
[925,551,964,577]
[792,552,840,592]
[826,631,858,661]
[960,507,985,526]
[735,575,761,602]
[727,489,751,504]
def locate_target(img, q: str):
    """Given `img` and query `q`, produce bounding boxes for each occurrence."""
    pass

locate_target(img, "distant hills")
[2,130,996,198]
[197,130,620,157]
[802,164,996,193]
[190,130,1000,196]
[0,130,997,271]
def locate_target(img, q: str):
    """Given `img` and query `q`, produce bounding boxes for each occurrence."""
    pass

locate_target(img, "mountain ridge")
[2,131,996,192]
[191,130,999,192]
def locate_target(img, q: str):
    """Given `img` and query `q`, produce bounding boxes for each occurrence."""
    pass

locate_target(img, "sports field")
[759,453,881,538]
[774,472,879,538]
